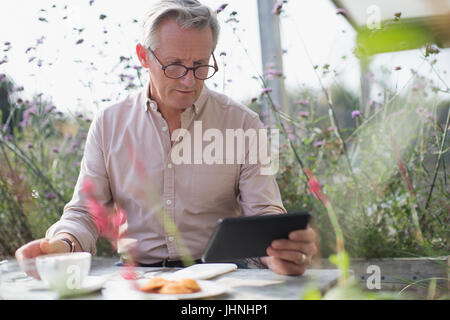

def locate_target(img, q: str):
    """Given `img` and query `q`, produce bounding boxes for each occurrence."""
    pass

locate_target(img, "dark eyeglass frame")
[148,48,219,80]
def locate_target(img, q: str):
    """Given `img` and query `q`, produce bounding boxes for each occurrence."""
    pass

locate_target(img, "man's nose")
[179,69,196,86]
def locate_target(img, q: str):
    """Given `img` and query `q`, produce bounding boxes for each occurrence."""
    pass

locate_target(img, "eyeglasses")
[148,49,218,80]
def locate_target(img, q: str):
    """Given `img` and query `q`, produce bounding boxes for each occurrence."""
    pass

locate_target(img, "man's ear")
[136,44,150,68]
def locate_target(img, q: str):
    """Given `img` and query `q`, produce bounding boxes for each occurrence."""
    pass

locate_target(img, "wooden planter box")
[319,256,449,298]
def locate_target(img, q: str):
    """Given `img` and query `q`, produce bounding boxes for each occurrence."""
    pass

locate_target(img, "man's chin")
[171,98,197,110]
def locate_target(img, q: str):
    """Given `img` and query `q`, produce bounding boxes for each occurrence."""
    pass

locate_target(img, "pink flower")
[82,177,128,248]
[294,99,310,107]
[351,110,361,119]
[264,68,283,79]
[305,169,329,204]
[216,4,228,14]
[297,111,309,118]
[272,1,284,15]
[336,8,347,16]
[82,176,95,195]
[313,141,324,148]
[260,87,273,95]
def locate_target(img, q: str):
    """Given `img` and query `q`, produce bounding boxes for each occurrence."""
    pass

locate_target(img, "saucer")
[45,275,107,298]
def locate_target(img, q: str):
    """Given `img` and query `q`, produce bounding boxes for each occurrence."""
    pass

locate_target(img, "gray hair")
[140,0,220,52]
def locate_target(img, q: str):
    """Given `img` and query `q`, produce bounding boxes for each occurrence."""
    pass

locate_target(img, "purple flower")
[26,143,34,149]
[264,68,283,79]
[365,72,374,80]
[351,110,361,119]
[336,8,347,16]
[272,1,284,15]
[424,112,435,123]
[216,4,228,14]
[36,36,45,45]
[25,46,35,54]
[45,105,56,113]
[20,105,38,127]
[313,141,324,148]
[297,111,309,118]
[45,192,57,200]
[294,99,310,107]
[260,87,273,95]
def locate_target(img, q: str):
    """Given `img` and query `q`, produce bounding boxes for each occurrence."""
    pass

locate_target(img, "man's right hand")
[15,238,71,279]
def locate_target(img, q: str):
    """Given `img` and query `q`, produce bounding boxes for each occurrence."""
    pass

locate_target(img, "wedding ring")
[300,253,307,265]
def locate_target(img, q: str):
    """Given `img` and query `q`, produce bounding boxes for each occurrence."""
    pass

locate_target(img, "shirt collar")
[142,80,209,115]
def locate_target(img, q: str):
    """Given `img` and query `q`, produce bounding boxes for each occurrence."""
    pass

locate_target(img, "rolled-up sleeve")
[46,110,113,255]
[238,116,287,217]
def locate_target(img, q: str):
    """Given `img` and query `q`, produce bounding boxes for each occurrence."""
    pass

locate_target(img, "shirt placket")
[153,103,197,259]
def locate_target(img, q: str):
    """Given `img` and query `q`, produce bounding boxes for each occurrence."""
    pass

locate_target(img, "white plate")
[135,279,228,300]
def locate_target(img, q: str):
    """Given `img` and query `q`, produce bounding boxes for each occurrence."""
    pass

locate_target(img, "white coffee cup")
[36,252,91,294]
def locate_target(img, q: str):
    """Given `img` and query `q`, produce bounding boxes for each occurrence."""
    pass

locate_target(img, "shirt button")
[162,126,168,132]
[166,200,172,205]
[167,163,172,169]
[168,236,174,242]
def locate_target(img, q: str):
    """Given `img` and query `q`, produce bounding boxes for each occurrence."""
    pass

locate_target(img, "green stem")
[425,106,450,209]
[0,133,66,203]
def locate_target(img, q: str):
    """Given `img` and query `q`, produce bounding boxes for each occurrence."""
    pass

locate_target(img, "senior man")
[16,0,317,276]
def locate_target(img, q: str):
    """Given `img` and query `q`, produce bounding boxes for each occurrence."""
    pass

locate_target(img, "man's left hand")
[261,225,318,275]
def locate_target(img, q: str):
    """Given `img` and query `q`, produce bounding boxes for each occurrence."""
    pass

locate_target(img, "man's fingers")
[266,256,307,276]
[270,239,316,256]
[40,238,69,254]
[15,239,44,280]
[267,247,312,266]
[15,239,42,261]
[288,226,316,242]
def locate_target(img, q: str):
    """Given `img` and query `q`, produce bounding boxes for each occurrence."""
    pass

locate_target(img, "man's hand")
[15,238,71,279]
[261,225,318,275]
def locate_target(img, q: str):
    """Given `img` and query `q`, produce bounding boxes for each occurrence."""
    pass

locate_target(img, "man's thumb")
[40,238,69,254]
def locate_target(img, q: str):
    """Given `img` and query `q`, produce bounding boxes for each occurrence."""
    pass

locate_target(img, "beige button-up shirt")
[46,83,286,264]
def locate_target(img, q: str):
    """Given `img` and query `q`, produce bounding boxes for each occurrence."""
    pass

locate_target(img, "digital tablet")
[201,212,311,263]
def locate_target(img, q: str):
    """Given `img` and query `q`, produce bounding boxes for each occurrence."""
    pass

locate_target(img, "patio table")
[0,257,341,300]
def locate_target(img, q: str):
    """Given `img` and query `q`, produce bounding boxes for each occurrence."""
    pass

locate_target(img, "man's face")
[148,19,214,112]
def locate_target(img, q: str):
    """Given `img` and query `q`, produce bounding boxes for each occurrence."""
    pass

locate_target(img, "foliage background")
[0,1,448,261]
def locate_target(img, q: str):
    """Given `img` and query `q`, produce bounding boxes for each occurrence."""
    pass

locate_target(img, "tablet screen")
[202,212,311,262]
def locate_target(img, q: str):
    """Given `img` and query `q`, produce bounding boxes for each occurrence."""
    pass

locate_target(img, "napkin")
[167,263,237,280]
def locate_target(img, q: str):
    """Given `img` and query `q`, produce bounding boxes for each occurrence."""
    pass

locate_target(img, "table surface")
[0,257,341,300]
